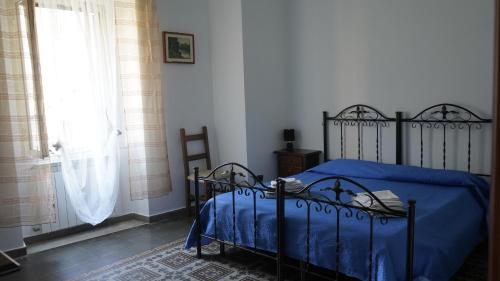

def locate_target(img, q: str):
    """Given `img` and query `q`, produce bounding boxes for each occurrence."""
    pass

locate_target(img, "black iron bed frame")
[193,103,491,281]
[323,104,492,173]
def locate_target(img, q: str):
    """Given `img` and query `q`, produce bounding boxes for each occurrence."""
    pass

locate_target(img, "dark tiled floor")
[1,217,193,281]
[1,216,487,281]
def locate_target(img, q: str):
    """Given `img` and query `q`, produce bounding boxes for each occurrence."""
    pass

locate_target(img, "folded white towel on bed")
[269,178,304,193]
[265,178,304,198]
[353,190,404,212]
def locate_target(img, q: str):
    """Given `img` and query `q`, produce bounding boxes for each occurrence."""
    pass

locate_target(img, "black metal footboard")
[193,163,416,281]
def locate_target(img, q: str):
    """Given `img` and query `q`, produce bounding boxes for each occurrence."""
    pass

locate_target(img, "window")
[36,5,100,154]
[18,1,118,156]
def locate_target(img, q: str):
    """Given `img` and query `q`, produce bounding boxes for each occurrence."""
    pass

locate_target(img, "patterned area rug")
[71,239,487,281]
[71,239,275,281]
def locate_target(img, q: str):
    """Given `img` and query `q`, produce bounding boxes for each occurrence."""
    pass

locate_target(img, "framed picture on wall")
[163,31,195,64]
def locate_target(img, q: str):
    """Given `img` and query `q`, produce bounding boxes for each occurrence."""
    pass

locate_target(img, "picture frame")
[163,31,195,64]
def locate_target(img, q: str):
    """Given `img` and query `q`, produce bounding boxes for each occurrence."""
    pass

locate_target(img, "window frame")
[16,0,50,157]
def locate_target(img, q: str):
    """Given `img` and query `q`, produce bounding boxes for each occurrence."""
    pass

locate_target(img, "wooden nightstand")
[274,149,322,177]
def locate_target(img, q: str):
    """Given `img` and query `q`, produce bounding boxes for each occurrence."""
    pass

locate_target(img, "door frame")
[489,0,500,280]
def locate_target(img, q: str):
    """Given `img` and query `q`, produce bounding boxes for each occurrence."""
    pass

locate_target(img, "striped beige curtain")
[115,0,172,200]
[0,0,55,227]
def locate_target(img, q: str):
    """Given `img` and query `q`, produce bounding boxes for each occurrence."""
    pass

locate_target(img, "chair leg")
[185,180,191,216]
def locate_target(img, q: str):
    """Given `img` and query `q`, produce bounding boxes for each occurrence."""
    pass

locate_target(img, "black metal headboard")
[402,104,491,175]
[323,103,491,175]
[322,104,402,163]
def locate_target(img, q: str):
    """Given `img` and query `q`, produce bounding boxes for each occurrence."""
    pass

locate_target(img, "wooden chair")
[180,126,213,216]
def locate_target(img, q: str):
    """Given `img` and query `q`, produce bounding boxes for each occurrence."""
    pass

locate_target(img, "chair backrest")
[180,126,211,178]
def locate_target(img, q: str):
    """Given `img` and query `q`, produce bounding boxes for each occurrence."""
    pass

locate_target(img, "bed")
[185,104,491,281]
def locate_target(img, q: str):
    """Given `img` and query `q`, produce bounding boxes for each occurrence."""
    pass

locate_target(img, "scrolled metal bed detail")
[322,104,400,164]
[402,103,491,174]
[323,103,491,174]
[193,163,270,258]
[192,163,416,281]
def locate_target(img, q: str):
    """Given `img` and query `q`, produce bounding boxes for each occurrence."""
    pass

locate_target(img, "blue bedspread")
[185,159,489,281]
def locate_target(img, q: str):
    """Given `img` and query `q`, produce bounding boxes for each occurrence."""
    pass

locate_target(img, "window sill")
[37,156,61,167]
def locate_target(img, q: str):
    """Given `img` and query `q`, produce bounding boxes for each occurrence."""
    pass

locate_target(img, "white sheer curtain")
[35,0,120,225]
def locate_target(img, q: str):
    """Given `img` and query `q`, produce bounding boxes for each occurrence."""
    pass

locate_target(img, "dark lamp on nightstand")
[283,129,295,151]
